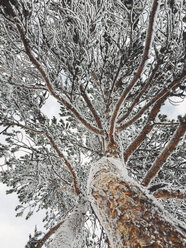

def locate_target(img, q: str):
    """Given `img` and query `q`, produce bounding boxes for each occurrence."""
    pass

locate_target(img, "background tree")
[0,0,186,247]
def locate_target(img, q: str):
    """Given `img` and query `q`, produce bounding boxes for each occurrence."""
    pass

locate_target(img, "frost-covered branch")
[117,61,161,124]
[142,119,186,186]
[45,134,80,195]
[117,73,186,131]
[123,93,167,162]
[1,121,80,194]
[7,81,47,91]
[1,1,104,136]
[80,84,103,130]
[109,0,160,144]
[60,137,102,155]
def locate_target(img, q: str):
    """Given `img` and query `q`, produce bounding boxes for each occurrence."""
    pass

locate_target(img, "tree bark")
[88,157,186,248]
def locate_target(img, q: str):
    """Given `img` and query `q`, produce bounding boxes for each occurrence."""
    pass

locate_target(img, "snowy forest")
[0,0,186,247]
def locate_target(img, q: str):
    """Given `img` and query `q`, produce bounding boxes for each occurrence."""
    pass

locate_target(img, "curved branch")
[142,120,186,186]
[4,2,103,136]
[109,0,160,144]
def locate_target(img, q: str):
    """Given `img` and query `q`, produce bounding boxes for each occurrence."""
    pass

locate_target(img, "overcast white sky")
[0,96,185,248]
[0,97,60,248]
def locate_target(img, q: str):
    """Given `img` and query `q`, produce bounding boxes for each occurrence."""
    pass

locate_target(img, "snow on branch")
[117,60,161,124]
[142,118,186,186]
[80,84,103,130]
[2,121,80,194]
[36,221,64,248]
[123,92,167,163]
[45,134,80,195]
[109,0,160,144]
[49,201,86,248]
[3,1,104,136]
[117,73,186,131]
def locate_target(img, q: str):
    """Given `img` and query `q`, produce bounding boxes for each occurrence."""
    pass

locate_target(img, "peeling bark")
[88,157,186,248]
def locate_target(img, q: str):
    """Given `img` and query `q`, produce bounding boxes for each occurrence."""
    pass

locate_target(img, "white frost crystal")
[49,201,86,248]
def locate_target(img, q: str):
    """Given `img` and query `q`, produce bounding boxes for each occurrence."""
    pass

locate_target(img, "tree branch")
[80,84,103,130]
[154,189,186,199]
[0,125,11,134]
[142,119,186,186]
[60,137,102,155]
[2,121,80,194]
[36,221,64,248]
[117,61,161,124]
[4,2,103,136]
[109,0,160,144]
[123,94,166,162]
[117,73,186,131]
[45,134,80,195]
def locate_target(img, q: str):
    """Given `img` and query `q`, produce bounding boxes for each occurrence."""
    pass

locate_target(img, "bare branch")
[36,220,64,248]
[109,0,160,144]
[124,94,166,163]
[154,189,186,200]
[142,120,186,186]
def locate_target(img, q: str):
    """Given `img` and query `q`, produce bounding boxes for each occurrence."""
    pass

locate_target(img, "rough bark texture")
[88,157,186,248]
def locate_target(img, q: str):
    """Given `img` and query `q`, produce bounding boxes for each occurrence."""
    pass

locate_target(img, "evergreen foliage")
[0,0,186,247]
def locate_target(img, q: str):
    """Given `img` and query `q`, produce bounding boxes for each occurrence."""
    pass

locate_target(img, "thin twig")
[0,125,11,134]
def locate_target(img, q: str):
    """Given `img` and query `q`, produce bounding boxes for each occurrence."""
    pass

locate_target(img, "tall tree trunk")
[88,157,186,248]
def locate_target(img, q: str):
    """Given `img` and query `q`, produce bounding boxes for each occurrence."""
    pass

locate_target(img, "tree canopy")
[0,0,186,247]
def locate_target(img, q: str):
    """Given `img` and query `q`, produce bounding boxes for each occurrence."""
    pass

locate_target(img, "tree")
[0,0,186,247]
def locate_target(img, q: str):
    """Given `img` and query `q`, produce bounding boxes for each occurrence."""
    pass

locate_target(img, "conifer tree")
[0,0,186,247]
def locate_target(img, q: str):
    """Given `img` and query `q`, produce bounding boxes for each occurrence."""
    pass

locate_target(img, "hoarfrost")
[49,200,86,248]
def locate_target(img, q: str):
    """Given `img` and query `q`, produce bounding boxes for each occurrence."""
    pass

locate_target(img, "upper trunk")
[88,157,186,248]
